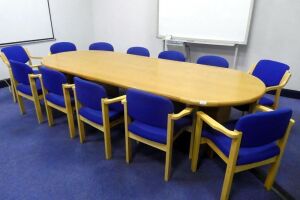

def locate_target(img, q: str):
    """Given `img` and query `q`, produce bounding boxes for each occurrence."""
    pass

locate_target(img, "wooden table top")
[42,51,265,107]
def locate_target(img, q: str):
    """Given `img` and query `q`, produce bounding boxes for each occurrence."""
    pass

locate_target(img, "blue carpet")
[0,88,294,200]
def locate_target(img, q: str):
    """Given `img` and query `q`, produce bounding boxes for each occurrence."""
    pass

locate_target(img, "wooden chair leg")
[78,118,86,143]
[16,94,25,115]
[191,117,203,172]
[164,145,173,182]
[33,98,43,124]
[45,104,54,126]
[102,101,112,160]
[264,159,281,190]
[189,131,194,159]
[8,71,17,103]
[11,84,17,103]
[221,165,236,200]
[125,136,132,164]
[103,127,112,160]
[66,108,75,139]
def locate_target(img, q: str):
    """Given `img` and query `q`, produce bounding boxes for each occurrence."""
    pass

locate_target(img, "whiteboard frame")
[157,0,255,46]
[0,0,55,46]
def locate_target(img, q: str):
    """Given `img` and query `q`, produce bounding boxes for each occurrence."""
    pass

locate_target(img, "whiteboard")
[158,0,254,45]
[0,0,54,45]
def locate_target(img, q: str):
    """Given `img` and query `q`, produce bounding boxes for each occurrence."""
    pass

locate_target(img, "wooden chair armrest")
[170,107,193,120]
[121,99,127,104]
[30,64,42,68]
[247,64,256,74]
[30,56,43,59]
[253,105,273,112]
[103,95,126,105]
[197,111,240,138]
[63,84,75,89]
[28,74,41,79]
[265,85,281,92]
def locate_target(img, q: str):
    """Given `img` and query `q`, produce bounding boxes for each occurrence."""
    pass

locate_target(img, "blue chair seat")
[259,96,274,106]
[128,117,192,144]
[16,80,42,96]
[79,106,123,125]
[46,93,74,108]
[202,121,280,165]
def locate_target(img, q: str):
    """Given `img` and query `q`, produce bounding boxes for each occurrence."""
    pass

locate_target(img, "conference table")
[42,51,265,121]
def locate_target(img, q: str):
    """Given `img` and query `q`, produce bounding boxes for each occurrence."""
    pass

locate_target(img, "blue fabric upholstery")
[10,60,42,96]
[202,125,280,165]
[126,89,174,128]
[128,117,191,144]
[74,77,123,124]
[50,42,77,54]
[259,96,274,106]
[127,47,150,57]
[235,108,292,147]
[46,93,74,108]
[252,60,290,87]
[126,88,191,144]
[79,107,122,125]
[158,51,185,62]
[1,45,30,63]
[39,67,67,96]
[74,77,107,110]
[202,109,292,165]
[10,60,33,85]
[89,42,114,51]
[16,83,42,96]
[197,55,229,68]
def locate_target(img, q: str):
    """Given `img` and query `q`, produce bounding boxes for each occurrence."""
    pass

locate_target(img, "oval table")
[42,51,265,122]
[42,51,265,105]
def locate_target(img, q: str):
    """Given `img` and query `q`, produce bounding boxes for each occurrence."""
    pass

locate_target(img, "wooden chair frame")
[39,77,76,139]
[123,98,193,181]
[191,105,295,200]
[73,85,125,160]
[248,64,291,109]
[11,73,44,124]
[0,48,43,102]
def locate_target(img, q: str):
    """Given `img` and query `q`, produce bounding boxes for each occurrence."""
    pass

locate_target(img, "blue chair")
[50,42,77,54]
[73,77,125,159]
[1,45,43,102]
[236,60,291,112]
[127,47,150,57]
[158,50,185,62]
[191,105,294,200]
[89,42,114,51]
[39,67,75,138]
[124,88,193,181]
[197,55,229,68]
[9,60,44,123]
[250,60,291,109]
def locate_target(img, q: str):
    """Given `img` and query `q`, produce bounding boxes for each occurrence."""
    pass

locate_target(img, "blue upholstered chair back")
[127,47,150,57]
[74,77,107,110]
[89,42,114,51]
[235,108,292,147]
[10,60,33,85]
[158,51,185,62]
[1,45,30,63]
[252,60,290,87]
[126,89,174,128]
[197,55,229,68]
[39,67,67,96]
[50,42,77,54]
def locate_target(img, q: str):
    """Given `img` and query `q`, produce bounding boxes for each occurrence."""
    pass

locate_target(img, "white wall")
[0,0,94,80]
[91,0,162,57]
[2,0,299,91]
[92,0,300,91]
